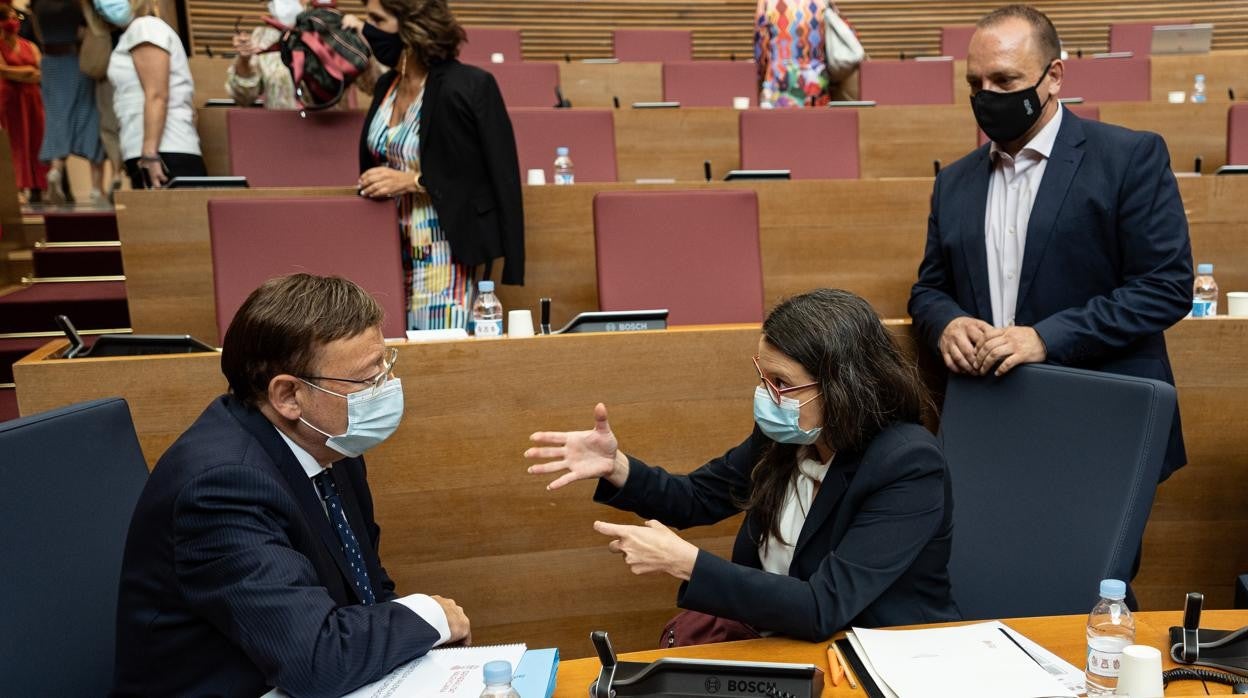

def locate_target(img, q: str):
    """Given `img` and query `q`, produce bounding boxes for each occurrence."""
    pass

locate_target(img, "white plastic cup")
[732,96,750,110]
[1168,90,1187,103]
[526,169,547,186]
[1114,645,1163,698]
[1227,291,1248,317]
[507,310,535,337]
[490,52,505,64]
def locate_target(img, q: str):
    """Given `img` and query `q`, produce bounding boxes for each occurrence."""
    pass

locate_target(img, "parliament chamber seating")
[207,198,406,339]
[460,26,524,65]
[612,28,692,62]
[940,25,976,59]
[1108,20,1191,56]
[593,189,763,324]
[941,365,1175,619]
[1062,56,1152,102]
[662,61,757,107]
[486,62,560,108]
[859,59,955,105]
[1229,102,1248,165]
[739,109,860,179]
[226,109,365,187]
[509,108,618,182]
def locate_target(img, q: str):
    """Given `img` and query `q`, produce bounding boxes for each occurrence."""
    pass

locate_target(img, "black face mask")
[970,61,1054,144]
[363,23,403,68]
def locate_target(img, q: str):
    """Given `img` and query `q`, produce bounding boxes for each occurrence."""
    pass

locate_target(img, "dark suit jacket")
[595,422,960,641]
[360,60,525,285]
[112,396,439,698]
[908,110,1193,479]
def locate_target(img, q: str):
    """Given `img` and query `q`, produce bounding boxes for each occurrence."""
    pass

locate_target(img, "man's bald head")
[975,4,1060,72]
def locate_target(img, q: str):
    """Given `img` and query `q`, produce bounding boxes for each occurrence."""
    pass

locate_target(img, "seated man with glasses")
[114,273,470,697]
[525,288,960,642]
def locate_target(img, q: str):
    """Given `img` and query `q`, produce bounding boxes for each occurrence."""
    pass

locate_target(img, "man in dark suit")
[909,4,1193,481]
[113,274,470,697]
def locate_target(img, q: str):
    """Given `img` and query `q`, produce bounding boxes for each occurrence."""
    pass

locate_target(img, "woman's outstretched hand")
[525,403,630,491]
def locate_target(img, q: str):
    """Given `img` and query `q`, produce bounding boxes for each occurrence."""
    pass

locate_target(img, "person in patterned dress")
[355,0,524,331]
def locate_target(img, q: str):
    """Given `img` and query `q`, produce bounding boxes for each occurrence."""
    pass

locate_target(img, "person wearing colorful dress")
[754,0,859,107]
[0,1,49,202]
[356,0,523,331]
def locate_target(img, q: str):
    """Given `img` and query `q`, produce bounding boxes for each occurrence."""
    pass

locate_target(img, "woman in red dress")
[0,3,48,202]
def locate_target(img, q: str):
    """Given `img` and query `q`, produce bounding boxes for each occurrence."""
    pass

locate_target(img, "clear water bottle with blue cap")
[471,280,504,337]
[1191,74,1207,103]
[480,660,521,698]
[1192,263,1218,317]
[1085,578,1135,696]
[553,147,574,185]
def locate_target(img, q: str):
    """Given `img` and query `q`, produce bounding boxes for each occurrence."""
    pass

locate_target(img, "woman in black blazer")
[356,0,523,330]
[526,289,961,641]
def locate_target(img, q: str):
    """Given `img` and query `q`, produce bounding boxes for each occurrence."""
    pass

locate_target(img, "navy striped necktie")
[312,470,377,605]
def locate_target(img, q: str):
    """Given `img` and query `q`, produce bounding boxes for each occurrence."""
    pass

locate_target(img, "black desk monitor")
[56,315,216,358]
[555,309,668,334]
[725,169,791,181]
[165,176,250,189]
[1215,165,1248,176]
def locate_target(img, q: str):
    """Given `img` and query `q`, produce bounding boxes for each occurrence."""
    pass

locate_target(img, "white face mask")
[299,377,404,458]
[267,0,303,27]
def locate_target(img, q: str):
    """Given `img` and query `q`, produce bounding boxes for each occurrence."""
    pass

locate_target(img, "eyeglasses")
[752,354,818,405]
[300,347,399,396]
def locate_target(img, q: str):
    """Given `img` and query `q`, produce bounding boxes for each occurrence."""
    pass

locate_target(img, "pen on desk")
[825,644,843,686]
[831,642,858,690]
[998,626,1046,670]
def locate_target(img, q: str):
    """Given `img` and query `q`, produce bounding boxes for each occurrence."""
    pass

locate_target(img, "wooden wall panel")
[186,0,1248,62]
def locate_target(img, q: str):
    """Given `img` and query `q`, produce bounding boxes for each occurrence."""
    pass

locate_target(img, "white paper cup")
[526,169,547,186]
[507,310,535,337]
[1168,90,1187,103]
[1227,291,1248,317]
[732,96,751,110]
[490,52,505,64]
[1115,645,1163,698]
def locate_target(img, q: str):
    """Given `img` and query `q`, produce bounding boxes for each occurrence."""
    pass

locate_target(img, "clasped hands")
[524,403,699,581]
[939,316,1047,376]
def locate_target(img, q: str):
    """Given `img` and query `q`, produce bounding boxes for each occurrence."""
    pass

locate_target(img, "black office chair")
[939,364,1176,620]
[0,398,148,695]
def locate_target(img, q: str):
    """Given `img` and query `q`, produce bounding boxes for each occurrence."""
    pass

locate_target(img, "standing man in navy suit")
[113,274,470,697]
[909,4,1193,483]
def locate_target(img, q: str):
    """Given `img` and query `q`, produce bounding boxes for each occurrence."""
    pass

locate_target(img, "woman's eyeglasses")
[752,354,818,405]
[300,347,399,396]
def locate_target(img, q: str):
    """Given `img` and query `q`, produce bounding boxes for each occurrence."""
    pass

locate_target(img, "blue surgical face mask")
[299,377,404,458]
[94,0,133,27]
[753,385,822,445]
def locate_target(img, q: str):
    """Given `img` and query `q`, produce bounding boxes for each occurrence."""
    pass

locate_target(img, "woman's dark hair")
[745,288,930,546]
[378,0,465,66]
[221,273,384,408]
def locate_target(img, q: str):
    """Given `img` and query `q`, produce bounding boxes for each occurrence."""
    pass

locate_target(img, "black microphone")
[540,298,552,335]
[1194,155,1203,174]
[933,159,942,175]
[564,53,571,63]
[703,160,712,182]
[1230,88,1237,101]
[1076,48,1083,59]
[205,44,214,58]
[729,53,736,61]
[612,96,620,109]
[554,86,571,108]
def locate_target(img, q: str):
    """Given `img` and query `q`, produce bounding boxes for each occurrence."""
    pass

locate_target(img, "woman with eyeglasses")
[525,288,960,641]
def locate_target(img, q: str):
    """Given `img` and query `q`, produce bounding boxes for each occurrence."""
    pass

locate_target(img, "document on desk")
[848,621,1078,698]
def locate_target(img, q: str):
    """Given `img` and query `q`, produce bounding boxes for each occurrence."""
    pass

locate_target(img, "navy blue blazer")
[112,396,439,698]
[908,110,1193,479]
[595,422,960,641]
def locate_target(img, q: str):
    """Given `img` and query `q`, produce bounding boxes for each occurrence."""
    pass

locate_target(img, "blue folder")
[512,647,559,698]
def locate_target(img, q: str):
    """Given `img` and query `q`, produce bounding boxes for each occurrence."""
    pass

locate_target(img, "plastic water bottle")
[471,280,504,338]
[1085,579,1135,696]
[479,660,521,698]
[1192,263,1219,317]
[1191,74,1207,103]
[553,147,574,185]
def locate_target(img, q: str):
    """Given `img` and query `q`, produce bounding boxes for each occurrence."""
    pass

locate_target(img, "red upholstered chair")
[459,27,523,65]
[486,62,559,108]
[226,109,365,187]
[207,198,406,339]
[662,61,757,107]
[1108,20,1190,56]
[976,104,1100,147]
[941,26,977,60]
[593,190,763,325]
[739,109,859,179]
[1061,57,1150,102]
[613,29,692,62]
[859,60,954,105]
[508,108,617,182]
[1229,103,1248,165]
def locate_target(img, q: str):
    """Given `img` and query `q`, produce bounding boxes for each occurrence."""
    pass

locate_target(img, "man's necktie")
[313,470,377,605]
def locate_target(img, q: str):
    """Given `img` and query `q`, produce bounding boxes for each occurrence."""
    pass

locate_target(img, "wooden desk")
[553,610,1248,697]
[613,108,741,182]
[13,321,1248,656]
[557,62,663,109]
[1151,51,1248,104]
[858,105,976,178]
[196,107,231,176]
[188,56,233,102]
[1101,102,1230,173]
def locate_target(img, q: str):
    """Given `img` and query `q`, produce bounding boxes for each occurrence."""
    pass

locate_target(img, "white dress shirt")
[984,105,1064,328]
[759,454,833,575]
[275,428,451,645]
